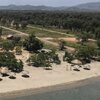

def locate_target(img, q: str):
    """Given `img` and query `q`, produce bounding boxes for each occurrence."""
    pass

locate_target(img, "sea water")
[3,77,100,100]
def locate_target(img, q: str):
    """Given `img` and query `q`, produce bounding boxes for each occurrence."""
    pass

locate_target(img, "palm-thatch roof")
[7,34,13,39]
[71,59,82,65]
[38,49,52,53]
[1,67,9,74]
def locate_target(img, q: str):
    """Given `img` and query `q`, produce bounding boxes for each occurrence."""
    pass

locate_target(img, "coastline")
[0,76,100,100]
[0,61,100,99]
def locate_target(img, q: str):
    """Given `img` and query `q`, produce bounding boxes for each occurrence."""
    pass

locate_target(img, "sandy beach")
[0,62,99,94]
[0,50,100,96]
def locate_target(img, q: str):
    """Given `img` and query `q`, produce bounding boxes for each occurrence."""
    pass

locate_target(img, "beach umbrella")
[22,70,30,78]
[44,66,52,70]
[0,73,3,81]
[9,72,16,76]
[83,64,91,70]
[9,72,16,79]
[71,59,82,65]
[1,67,9,74]
[0,73,2,77]
[22,70,29,75]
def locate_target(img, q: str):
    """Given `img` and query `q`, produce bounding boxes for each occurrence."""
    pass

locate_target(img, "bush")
[28,51,61,67]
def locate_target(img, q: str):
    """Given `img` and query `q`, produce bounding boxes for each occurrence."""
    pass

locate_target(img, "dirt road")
[1,26,75,51]
[1,26,59,44]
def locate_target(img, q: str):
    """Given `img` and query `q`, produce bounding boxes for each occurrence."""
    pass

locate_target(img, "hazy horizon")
[0,0,100,7]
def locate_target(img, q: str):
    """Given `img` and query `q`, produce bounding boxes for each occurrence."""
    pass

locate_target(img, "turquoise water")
[3,77,100,100]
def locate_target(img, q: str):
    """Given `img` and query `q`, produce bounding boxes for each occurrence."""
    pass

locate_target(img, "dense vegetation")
[0,52,23,72]
[0,10,100,70]
[0,11,100,39]
[27,49,61,68]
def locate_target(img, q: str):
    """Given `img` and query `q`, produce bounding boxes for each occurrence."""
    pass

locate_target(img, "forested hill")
[0,2,100,11]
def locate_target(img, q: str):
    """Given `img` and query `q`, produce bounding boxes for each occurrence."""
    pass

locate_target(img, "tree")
[77,46,95,63]
[12,36,21,46]
[21,21,28,29]
[97,39,100,49]
[0,27,2,37]
[95,28,100,39]
[0,18,6,25]
[77,32,91,44]
[2,40,15,51]
[28,53,46,67]
[15,46,22,55]
[12,60,23,72]
[52,54,61,64]
[0,52,23,72]
[14,22,19,29]
[28,51,61,67]
[23,34,43,52]
[59,40,66,50]
[63,51,74,63]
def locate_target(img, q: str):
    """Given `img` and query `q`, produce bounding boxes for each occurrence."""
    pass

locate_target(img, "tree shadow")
[9,76,16,79]
[83,68,90,70]
[0,78,3,81]
[22,74,30,78]
[2,74,9,77]
[73,68,80,72]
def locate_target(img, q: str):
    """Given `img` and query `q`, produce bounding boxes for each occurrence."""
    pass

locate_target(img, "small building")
[7,35,14,40]
[38,49,52,53]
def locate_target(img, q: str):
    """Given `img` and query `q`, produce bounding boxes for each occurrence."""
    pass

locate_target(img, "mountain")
[70,2,100,11]
[0,2,100,12]
[0,4,67,11]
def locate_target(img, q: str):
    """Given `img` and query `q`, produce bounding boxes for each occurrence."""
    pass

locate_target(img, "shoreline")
[0,61,100,99]
[0,76,100,100]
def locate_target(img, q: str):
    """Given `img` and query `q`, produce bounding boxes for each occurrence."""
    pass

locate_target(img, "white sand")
[0,51,100,94]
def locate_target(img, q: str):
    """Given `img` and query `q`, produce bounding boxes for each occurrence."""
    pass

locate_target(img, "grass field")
[28,25,76,37]
[2,28,16,36]
[65,41,97,49]
[17,27,68,38]
[29,25,75,33]
[14,25,77,38]
[43,43,58,51]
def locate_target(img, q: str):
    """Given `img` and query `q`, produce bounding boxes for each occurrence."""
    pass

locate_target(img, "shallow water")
[3,77,100,100]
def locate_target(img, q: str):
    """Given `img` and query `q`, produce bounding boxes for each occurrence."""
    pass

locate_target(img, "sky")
[0,0,100,7]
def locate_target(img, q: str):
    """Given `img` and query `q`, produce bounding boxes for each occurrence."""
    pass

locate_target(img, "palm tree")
[59,40,66,50]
